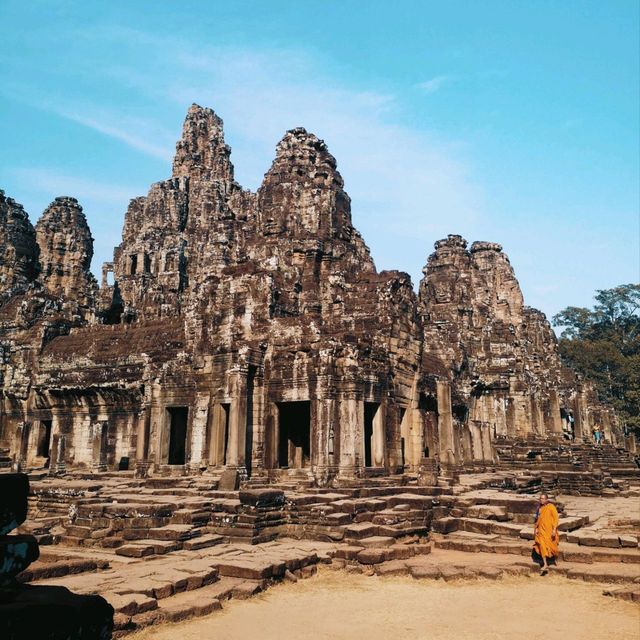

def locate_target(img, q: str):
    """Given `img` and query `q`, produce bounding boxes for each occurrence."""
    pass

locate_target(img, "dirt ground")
[130,568,640,640]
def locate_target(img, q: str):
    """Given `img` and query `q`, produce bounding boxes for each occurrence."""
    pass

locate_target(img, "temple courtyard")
[11,469,639,638]
[128,569,639,640]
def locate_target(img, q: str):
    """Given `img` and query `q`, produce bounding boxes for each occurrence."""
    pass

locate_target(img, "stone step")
[343,523,379,539]
[434,534,640,565]
[115,539,182,558]
[182,533,224,550]
[566,531,639,549]
[148,524,201,541]
[353,536,396,548]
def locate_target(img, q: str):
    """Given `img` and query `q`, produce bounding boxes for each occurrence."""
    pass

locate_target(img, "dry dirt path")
[130,568,639,640]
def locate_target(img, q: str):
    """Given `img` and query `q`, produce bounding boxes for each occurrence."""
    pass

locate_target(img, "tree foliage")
[553,284,640,434]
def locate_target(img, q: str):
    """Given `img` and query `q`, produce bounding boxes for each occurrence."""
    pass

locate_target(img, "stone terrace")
[15,471,640,636]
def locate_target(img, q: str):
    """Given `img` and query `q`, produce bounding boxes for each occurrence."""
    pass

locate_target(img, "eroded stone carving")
[0,105,623,483]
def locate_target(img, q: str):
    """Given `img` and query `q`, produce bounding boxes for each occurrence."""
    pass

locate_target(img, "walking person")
[532,493,559,576]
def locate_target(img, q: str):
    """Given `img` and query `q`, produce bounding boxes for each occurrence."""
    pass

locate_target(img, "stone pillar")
[49,434,66,475]
[548,390,563,436]
[17,423,31,467]
[208,403,227,466]
[530,395,544,436]
[437,381,456,466]
[480,422,494,462]
[572,392,588,441]
[227,371,247,472]
[92,422,108,472]
[625,434,636,454]
[134,406,152,476]
[338,396,362,478]
[469,421,483,461]
[188,393,210,469]
[313,398,333,476]
[372,403,385,468]
[135,411,147,461]
[505,397,517,438]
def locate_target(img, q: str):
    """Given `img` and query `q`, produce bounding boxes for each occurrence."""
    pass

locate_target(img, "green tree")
[553,284,640,436]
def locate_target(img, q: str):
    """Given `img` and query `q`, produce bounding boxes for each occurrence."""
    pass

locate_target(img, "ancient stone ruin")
[0,104,626,483]
[1,105,638,636]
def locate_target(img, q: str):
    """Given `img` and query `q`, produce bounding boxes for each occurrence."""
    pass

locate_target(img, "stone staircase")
[493,438,638,494]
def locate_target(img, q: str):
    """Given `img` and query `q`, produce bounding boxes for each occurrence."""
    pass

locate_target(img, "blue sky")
[1,0,638,322]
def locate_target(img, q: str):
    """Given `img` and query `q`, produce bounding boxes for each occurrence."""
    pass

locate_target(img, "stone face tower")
[0,190,39,296]
[35,197,97,309]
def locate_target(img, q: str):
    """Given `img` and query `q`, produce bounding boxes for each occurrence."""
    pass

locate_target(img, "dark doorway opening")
[167,407,188,465]
[220,403,230,465]
[277,401,311,469]
[452,404,468,422]
[419,393,438,413]
[37,420,52,464]
[364,402,380,467]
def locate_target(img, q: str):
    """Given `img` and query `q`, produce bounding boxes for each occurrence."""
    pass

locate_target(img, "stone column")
[625,434,636,454]
[548,390,563,436]
[188,393,210,469]
[437,380,456,466]
[572,391,588,441]
[226,370,247,471]
[372,403,385,468]
[469,421,483,461]
[208,403,223,466]
[505,397,517,438]
[338,395,362,478]
[135,411,148,461]
[49,434,66,475]
[313,398,333,475]
[480,422,494,462]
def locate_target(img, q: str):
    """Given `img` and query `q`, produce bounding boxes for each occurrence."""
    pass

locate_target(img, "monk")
[532,493,559,575]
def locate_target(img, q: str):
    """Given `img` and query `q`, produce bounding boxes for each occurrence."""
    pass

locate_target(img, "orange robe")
[533,503,559,559]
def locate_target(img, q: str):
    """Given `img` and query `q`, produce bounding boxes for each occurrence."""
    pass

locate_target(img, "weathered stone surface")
[0,103,629,486]
[35,197,97,308]
[0,191,39,297]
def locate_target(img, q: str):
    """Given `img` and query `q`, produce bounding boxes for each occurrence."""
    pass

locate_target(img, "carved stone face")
[434,283,452,303]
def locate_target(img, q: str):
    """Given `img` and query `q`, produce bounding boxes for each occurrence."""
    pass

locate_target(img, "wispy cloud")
[5,25,484,283]
[1,87,175,161]
[58,111,173,161]
[10,168,141,205]
[415,75,450,94]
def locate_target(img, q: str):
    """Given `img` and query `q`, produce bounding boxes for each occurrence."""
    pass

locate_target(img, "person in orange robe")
[532,493,559,575]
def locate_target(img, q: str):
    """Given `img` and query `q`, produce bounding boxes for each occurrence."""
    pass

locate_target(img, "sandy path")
[131,569,639,640]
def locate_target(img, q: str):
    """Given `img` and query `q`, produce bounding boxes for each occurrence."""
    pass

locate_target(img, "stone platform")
[8,469,638,636]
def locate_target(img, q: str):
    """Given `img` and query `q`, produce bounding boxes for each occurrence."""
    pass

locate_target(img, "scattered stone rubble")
[1,103,638,635]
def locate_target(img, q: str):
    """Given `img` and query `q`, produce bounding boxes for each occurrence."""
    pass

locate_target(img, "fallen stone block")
[375,560,409,576]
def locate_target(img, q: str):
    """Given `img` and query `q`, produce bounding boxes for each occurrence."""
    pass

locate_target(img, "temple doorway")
[167,407,188,465]
[277,401,311,469]
[37,420,52,465]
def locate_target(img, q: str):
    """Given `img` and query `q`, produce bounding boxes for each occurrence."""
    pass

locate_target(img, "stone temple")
[2,106,639,638]
[0,104,628,483]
